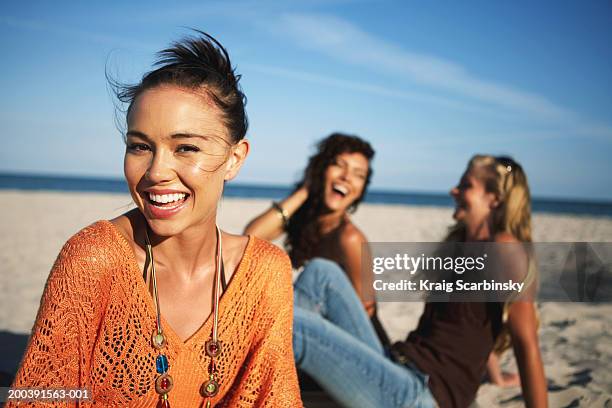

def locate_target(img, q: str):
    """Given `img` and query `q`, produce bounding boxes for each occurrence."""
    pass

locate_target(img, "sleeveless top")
[391,302,503,408]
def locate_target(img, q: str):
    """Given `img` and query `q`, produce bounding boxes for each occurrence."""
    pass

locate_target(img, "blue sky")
[1,1,611,200]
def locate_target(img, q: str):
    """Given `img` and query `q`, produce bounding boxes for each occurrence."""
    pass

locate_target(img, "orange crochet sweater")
[9,221,302,407]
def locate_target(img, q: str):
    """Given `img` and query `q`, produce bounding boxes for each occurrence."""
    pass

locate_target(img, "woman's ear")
[224,139,250,181]
[488,192,501,209]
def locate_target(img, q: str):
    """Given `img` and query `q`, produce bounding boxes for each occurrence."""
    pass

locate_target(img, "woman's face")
[124,85,246,237]
[323,152,369,213]
[450,167,497,229]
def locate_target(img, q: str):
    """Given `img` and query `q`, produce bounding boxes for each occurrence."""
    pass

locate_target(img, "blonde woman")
[292,155,547,408]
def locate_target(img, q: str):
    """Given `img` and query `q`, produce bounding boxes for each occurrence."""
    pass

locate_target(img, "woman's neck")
[318,210,346,234]
[465,217,494,242]
[142,216,219,280]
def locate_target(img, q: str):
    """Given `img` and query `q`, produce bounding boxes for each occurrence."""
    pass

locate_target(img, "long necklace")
[145,225,223,408]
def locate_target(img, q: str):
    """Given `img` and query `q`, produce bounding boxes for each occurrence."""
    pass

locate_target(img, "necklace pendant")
[205,400,211,408]
[156,393,170,408]
[156,354,169,374]
[152,331,166,350]
[200,377,220,398]
[156,398,171,408]
[205,339,221,357]
[155,373,174,395]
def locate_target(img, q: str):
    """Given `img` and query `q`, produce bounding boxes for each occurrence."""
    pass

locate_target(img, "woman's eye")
[127,143,150,152]
[176,145,201,153]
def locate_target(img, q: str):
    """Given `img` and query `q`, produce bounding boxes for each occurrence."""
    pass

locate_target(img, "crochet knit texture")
[9,221,302,407]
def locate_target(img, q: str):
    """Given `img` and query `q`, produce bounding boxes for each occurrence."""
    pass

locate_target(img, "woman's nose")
[339,167,350,181]
[146,151,174,183]
[450,186,459,197]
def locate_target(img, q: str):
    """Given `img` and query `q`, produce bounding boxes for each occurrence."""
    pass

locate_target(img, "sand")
[1,190,611,407]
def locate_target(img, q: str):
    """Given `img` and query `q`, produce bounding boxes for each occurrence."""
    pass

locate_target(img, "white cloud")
[277,13,573,119]
[245,62,516,118]
[274,13,612,142]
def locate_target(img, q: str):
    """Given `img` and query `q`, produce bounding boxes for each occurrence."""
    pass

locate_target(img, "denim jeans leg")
[294,258,383,354]
[294,307,435,408]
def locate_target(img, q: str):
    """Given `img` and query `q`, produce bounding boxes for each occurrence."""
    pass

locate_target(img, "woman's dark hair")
[286,133,375,268]
[108,30,248,142]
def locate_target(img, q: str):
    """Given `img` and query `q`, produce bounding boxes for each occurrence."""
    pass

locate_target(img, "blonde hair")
[445,155,537,354]
[445,154,532,243]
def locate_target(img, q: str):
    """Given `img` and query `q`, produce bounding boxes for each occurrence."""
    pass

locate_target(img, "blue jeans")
[293,258,436,408]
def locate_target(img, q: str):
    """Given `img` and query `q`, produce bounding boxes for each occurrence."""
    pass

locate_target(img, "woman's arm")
[243,187,308,241]
[7,227,107,405]
[507,301,548,408]
[339,225,376,316]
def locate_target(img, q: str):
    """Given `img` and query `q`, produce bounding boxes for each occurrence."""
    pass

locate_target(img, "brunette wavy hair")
[286,133,375,268]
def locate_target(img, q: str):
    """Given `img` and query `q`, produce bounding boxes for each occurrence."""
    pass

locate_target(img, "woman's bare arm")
[339,224,376,316]
[507,301,548,408]
[243,187,308,240]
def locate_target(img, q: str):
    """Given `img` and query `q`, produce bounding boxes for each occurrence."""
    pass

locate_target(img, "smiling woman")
[246,135,374,276]
[8,31,302,408]
[123,86,237,237]
[244,134,390,343]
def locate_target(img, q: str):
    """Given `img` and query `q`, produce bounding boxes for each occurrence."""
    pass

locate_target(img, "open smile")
[142,190,191,219]
[331,183,350,199]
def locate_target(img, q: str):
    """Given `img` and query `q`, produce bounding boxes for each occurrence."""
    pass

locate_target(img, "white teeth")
[333,184,349,195]
[148,192,186,204]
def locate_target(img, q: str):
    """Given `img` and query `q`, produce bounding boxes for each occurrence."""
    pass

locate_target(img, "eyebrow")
[171,132,211,140]
[125,131,211,140]
[125,130,150,140]
[336,157,368,175]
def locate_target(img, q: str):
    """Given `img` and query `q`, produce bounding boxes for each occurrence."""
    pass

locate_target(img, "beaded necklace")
[145,226,223,408]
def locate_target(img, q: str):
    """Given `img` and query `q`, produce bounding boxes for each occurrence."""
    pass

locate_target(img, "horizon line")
[1,171,612,206]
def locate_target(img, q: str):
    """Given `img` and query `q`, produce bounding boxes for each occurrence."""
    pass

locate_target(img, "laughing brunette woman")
[244,134,391,348]
[9,32,301,407]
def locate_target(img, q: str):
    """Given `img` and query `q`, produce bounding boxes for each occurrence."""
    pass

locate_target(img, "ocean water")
[1,173,612,218]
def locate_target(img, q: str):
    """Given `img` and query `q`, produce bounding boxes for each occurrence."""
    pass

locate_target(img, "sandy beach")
[1,190,611,407]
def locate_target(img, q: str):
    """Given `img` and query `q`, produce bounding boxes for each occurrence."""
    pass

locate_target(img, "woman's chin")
[323,198,350,214]
[452,209,464,221]
[144,218,186,238]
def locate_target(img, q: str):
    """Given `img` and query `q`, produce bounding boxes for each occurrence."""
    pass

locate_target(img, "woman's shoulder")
[63,220,125,252]
[492,232,527,261]
[240,236,293,288]
[57,220,130,273]
[493,231,520,243]
[338,219,368,248]
[247,235,292,269]
[243,237,294,310]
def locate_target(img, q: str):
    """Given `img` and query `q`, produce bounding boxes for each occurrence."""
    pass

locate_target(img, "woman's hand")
[295,184,309,200]
[498,372,521,388]
[487,353,521,388]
